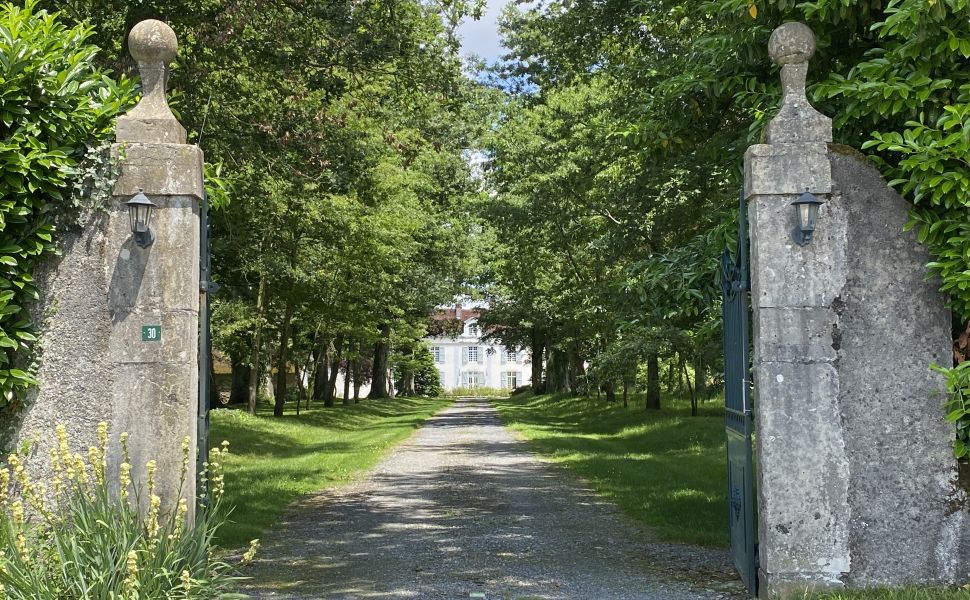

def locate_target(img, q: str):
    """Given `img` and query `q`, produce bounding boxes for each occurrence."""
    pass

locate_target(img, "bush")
[0,424,249,598]
[0,0,134,408]
[934,361,970,461]
[444,386,511,398]
[412,350,442,398]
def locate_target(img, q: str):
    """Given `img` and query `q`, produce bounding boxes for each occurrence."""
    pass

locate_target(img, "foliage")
[412,347,443,397]
[0,424,243,598]
[210,397,450,547]
[483,0,970,447]
[0,1,133,409]
[934,361,970,460]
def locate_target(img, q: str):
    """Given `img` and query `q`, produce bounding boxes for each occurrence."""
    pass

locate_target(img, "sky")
[456,1,507,63]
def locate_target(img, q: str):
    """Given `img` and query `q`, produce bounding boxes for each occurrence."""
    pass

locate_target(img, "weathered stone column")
[109,20,202,519]
[746,22,969,597]
[9,19,201,521]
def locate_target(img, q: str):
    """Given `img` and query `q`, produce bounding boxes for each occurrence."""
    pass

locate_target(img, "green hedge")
[0,0,133,409]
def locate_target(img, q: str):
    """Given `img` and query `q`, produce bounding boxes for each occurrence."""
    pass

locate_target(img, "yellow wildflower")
[146,459,157,495]
[119,462,132,501]
[14,534,28,563]
[146,494,161,542]
[120,431,130,465]
[124,549,139,591]
[55,424,69,465]
[10,500,24,525]
[241,539,260,564]
[0,467,9,505]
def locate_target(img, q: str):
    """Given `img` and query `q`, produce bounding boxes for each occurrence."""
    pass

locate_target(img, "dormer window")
[467,322,480,337]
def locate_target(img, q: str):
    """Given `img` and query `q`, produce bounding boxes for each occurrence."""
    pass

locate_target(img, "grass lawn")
[209,396,451,549]
[493,392,728,547]
[806,589,970,599]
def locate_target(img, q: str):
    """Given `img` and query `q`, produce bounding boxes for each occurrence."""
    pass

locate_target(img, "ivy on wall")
[0,1,134,409]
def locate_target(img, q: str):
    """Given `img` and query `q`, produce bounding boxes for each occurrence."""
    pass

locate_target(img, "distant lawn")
[210,396,451,549]
[492,392,727,547]
[807,589,970,600]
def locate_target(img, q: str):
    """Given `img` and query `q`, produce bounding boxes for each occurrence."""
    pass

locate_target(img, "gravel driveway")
[240,397,745,600]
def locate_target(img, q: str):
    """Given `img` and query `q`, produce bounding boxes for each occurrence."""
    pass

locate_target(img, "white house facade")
[426,309,531,392]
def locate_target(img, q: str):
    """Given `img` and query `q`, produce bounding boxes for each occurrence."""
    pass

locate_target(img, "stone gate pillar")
[10,19,202,522]
[746,22,969,598]
[109,20,202,519]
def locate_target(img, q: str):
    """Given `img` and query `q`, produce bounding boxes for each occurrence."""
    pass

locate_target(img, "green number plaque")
[141,325,162,342]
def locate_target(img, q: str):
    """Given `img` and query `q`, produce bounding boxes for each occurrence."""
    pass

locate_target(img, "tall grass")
[0,424,244,599]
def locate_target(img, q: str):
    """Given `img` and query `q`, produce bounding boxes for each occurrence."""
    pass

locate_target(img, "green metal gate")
[721,190,757,597]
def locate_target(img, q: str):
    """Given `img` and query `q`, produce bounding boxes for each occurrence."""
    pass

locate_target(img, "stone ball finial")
[768,22,816,65]
[128,19,178,65]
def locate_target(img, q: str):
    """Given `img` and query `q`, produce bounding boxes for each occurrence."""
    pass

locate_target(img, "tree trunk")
[604,380,616,403]
[273,298,294,417]
[324,334,343,408]
[368,325,391,399]
[246,276,268,415]
[568,344,584,396]
[646,352,661,410]
[622,378,629,408]
[694,351,707,401]
[312,335,331,401]
[352,340,363,403]
[546,345,570,394]
[530,329,545,394]
[677,352,685,394]
[342,338,354,406]
[682,356,697,416]
[342,348,352,406]
[229,361,250,405]
[295,360,308,415]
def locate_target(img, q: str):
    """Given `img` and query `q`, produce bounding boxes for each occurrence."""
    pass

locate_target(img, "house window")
[467,322,480,337]
[465,346,480,364]
[505,372,518,389]
[506,348,518,364]
[465,372,484,388]
[431,346,443,364]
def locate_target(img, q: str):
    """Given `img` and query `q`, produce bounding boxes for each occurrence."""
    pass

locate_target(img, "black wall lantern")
[125,188,157,248]
[791,189,823,246]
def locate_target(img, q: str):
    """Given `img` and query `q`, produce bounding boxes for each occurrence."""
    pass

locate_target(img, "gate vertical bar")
[722,189,757,596]
[197,188,211,513]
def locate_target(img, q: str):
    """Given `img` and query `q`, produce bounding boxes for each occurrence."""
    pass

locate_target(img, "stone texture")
[116,20,185,144]
[830,148,969,587]
[764,22,831,145]
[744,143,831,199]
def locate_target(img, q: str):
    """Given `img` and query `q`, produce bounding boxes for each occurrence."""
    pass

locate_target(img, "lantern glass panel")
[799,202,813,231]
[132,203,152,233]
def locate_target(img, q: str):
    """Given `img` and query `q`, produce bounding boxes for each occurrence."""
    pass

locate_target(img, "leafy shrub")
[0,424,249,599]
[412,349,442,397]
[934,362,970,461]
[0,0,134,409]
